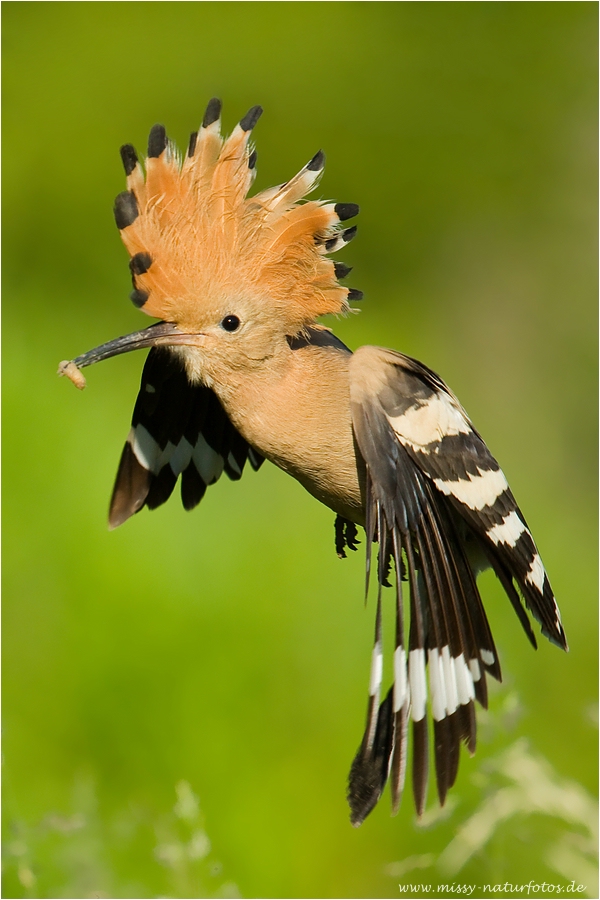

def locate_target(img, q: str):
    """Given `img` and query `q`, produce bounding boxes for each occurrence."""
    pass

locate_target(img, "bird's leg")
[334,515,361,558]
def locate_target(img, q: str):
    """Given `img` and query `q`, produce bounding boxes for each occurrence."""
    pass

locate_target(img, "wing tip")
[108,442,150,528]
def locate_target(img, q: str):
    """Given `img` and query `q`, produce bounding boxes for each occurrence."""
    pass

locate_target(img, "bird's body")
[188,328,364,524]
[59,99,566,827]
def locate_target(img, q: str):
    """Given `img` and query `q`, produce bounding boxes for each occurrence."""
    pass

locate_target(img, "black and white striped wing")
[347,345,566,826]
[109,347,264,528]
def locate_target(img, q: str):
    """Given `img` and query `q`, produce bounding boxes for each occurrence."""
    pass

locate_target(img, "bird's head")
[59,99,361,388]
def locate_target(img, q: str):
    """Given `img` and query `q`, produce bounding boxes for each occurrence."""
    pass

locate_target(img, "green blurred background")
[3,3,597,898]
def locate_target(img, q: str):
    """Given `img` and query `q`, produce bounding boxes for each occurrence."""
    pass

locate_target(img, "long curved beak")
[57,321,202,389]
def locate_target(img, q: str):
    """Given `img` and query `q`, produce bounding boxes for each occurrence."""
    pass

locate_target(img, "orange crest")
[113,100,361,333]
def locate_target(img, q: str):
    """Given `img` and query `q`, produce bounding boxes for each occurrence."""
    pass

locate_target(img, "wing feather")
[346,345,566,824]
[108,347,264,528]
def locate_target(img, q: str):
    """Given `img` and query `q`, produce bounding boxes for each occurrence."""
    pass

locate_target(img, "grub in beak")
[57,321,203,389]
[58,360,87,389]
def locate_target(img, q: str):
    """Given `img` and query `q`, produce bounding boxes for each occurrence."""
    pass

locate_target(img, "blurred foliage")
[2,3,597,898]
[3,779,240,899]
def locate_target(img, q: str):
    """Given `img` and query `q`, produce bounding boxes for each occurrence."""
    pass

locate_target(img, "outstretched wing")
[109,347,264,528]
[347,345,566,826]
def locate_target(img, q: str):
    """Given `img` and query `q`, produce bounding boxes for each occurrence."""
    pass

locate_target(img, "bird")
[58,98,567,827]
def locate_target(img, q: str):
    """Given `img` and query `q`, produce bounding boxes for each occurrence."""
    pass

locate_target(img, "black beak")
[58,321,200,389]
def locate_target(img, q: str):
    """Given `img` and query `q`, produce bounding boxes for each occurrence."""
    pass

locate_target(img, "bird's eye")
[221,315,241,332]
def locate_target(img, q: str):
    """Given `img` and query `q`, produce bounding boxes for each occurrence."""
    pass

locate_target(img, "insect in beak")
[57,321,204,389]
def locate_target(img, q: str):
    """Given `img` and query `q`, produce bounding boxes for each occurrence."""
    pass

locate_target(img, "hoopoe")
[59,99,567,827]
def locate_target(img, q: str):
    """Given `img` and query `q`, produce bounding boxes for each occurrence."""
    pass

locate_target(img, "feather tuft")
[115,102,357,330]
